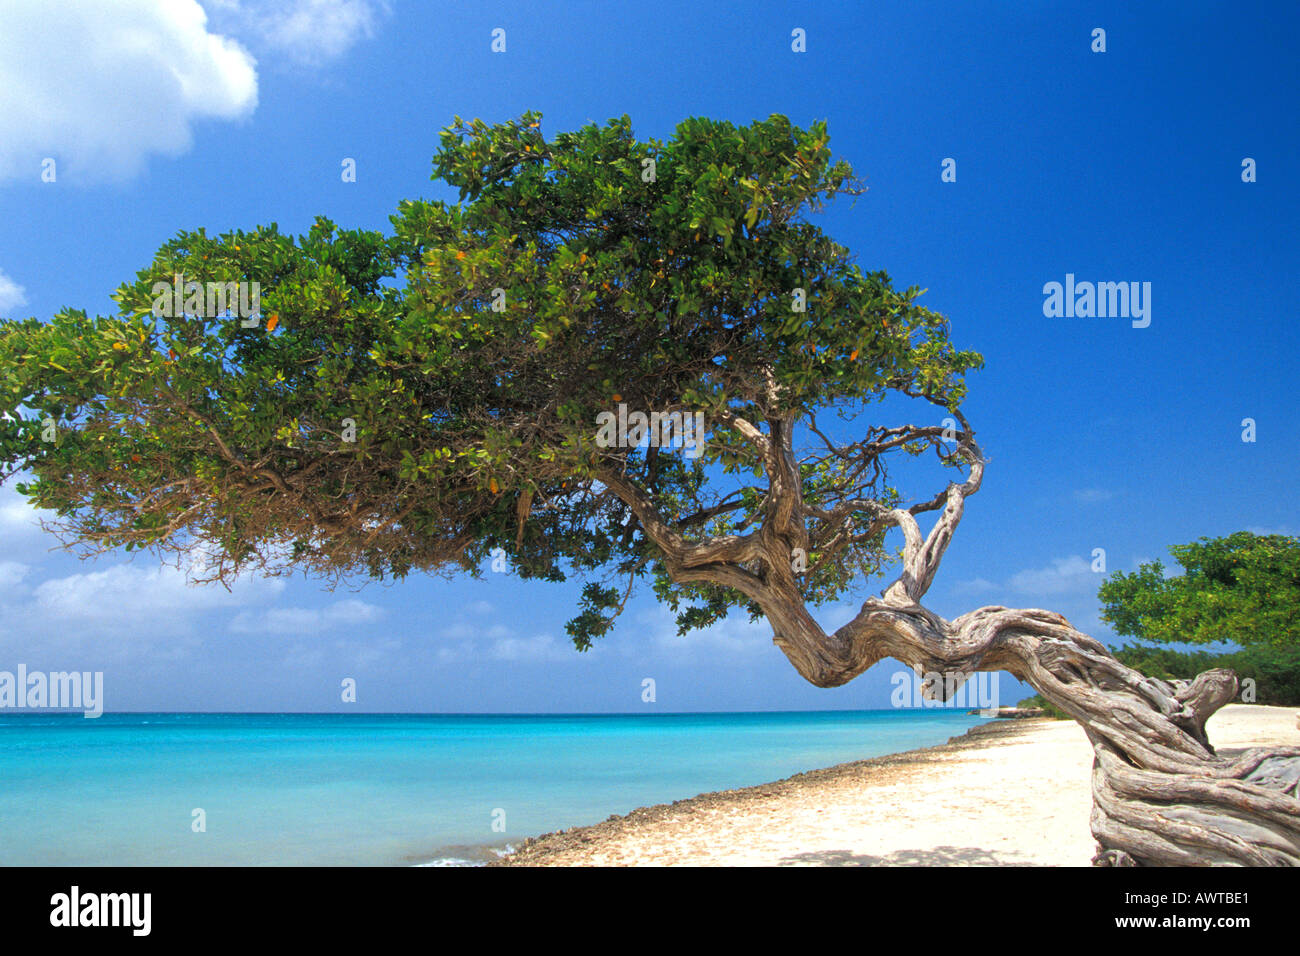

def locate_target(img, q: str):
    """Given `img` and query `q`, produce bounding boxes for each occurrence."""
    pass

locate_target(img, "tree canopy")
[0,112,981,652]
[6,112,1300,866]
[1099,531,1300,649]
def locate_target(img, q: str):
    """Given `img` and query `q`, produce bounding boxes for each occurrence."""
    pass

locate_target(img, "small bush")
[1015,694,1069,720]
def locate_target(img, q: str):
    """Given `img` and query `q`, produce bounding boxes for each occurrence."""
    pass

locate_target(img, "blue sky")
[0,0,1296,713]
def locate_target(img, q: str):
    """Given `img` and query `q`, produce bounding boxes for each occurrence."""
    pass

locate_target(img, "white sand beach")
[496,704,1300,866]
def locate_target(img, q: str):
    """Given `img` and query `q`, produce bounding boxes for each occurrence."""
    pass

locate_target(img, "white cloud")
[640,601,857,662]
[1006,555,1098,597]
[650,609,771,658]
[435,643,469,664]
[0,551,287,664]
[203,0,389,67]
[30,559,284,625]
[0,561,31,593]
[1073,488,1116,504]
[0,269,27,313]
[488,633,573,663]
[948,558,1109,637]
[430,609,585,664]
[0,482,49,546]
[229,598,381,635]
[955,555,1104,602]
[438,621,512,641]
[280,633,401,670]
[1246,525,1297,537]
[0,0,257,181]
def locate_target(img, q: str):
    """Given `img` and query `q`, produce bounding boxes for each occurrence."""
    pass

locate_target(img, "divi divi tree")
[2,113,1297,865]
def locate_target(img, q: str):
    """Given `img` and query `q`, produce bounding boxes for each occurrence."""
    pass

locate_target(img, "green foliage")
[1098,532,1300,648]
[0,112,981,649]
[1112,643,1300,707]
[1014,694,1068,719]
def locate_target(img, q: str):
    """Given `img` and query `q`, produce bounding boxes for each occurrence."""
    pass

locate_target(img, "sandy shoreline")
[493,704,1300,866]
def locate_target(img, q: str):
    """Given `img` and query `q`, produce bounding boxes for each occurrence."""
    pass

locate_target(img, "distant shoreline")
[493,705,1299,866]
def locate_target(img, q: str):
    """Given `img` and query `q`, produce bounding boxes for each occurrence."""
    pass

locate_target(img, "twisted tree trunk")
[607,410,1300,865]
[770,498,1300,865]
[839,601,1300,865]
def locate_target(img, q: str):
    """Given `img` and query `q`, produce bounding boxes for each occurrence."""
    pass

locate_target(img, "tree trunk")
[827,600,1300,866]
[608,418,1300,865]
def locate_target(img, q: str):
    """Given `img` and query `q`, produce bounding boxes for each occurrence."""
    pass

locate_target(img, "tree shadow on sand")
[778,846,1029,866]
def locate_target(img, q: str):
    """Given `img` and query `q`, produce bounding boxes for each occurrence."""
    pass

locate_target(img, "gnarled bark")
[840,601,1300,866]
[603,413,1300,865]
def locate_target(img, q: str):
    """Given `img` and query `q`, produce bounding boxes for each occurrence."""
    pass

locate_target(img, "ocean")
[0,710,985,866]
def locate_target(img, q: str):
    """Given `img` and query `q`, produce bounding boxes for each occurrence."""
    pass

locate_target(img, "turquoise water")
[0,710,984,866]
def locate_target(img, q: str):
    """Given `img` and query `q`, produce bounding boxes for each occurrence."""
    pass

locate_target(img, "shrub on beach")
[1015,694,1069,719]
[1097,532,1300,707]
[1112,643,1300,708]
[1099,531,1300,650]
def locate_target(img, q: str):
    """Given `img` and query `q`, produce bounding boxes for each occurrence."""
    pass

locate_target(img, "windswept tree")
[2,113,1297,865]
